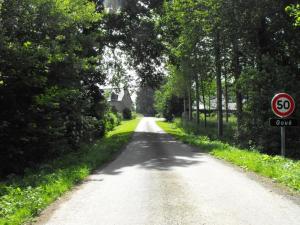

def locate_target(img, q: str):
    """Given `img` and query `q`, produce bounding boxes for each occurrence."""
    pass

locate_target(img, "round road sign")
[271,93,295,118]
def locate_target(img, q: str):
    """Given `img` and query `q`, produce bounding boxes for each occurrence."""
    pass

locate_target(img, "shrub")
[111,106,118,114]
[116,112,122,123]
[122,108,132,120]
[131,112,139,119]
[155,113,162,118]
[103,112,121,132]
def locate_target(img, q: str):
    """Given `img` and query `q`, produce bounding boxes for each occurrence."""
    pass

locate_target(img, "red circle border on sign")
[271,93,295,118]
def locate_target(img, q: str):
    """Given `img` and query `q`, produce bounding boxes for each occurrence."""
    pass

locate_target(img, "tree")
[286,4,300,26]
[157,0,300,157]
[136,86,156,116]
[100,0,165,88]
[0,0,105,175]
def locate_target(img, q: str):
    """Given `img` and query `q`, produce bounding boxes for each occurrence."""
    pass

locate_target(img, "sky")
[100,46,139,103]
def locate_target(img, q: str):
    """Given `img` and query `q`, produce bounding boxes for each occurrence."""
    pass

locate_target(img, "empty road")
[39,117,300,225]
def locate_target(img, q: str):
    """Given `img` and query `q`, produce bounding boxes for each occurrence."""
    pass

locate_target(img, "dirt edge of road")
[31,139,134,225]
[156,120,300,205]
[207,154,300,205]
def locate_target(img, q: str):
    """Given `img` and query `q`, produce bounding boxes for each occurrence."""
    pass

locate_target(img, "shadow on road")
[100,132,204,175]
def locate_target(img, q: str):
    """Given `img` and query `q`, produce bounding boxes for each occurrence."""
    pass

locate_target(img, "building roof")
[109,89,125,102]
[107,88,132,104]
[194,97,237,111]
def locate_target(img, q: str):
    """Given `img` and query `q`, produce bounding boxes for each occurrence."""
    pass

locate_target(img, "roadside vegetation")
[157,120,300,192]
[0,0,164,178]
[178,115,237,145]
[154,0,300,158]
[0,118,140,225]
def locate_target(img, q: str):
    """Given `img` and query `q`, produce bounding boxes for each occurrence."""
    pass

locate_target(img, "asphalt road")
[39,117,300,225]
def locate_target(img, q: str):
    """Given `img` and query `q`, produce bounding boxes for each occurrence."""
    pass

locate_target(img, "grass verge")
[0,118,140,225]
[179,115,237,144]
[157,120,300,192]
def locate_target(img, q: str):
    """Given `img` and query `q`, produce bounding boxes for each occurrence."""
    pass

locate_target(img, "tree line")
[154,0,300,157]
[0,0,164,176]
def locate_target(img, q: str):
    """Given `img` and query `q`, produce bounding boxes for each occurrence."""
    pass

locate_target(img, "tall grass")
[178,115,237,144]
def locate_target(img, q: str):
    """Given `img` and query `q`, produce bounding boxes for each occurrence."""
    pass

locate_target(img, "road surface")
[39,117,300,225]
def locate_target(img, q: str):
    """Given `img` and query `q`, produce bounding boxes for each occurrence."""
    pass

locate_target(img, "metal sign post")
[271,93,296,157]
[281,127,285,157]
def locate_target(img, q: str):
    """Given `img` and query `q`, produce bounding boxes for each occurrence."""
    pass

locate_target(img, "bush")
[116,112,122,122]
[155,113,162,118]
[103,112,121,133]
[122,108,132,120]
[164,111,174,122]
[82,116,104,141]
[131,112,139,119]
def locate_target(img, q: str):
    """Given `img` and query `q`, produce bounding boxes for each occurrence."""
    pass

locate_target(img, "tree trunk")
[183,96,187,120]
[188,85,193,121]
[208,95,211,116]
[224,71,229,123]
[231,0,242,138]
[201,78,207,128]
[215,29,223,137]
[256,17,266,72]
[195,74,200,125]
[232,32,243,138]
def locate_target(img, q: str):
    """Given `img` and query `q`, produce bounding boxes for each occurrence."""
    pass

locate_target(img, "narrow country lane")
[38,117,300,225]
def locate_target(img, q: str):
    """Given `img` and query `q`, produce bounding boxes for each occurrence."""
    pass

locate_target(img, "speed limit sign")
[271,93,296,157]
[271,93,295,118]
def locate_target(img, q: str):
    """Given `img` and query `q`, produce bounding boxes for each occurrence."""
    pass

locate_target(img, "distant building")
[193,96,237,112]
[107,88,133,113]
[103,0,123,12]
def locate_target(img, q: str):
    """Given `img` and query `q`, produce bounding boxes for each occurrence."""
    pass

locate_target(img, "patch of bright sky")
[101,0,167,103]
[100,46,139,103]
[103,0,123,13]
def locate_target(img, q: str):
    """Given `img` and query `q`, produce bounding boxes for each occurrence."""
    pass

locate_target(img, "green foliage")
[238,58,300,156]
[0,0,168,177]
[136,86,156,116]
[157,120,300,192]
[155,89,183,121]
[0,118,140,225]
[102,0,165,88]
[122,108,132,120]
[158,0,300,157]
[154,68,184,121]
[104,112,122,132]
[0,0,106,175]
[286,4,300,26]
[176,116,236,143]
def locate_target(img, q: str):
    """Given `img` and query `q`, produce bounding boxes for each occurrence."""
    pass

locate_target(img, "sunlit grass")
[157,120,300,192]
[0,118,140,225]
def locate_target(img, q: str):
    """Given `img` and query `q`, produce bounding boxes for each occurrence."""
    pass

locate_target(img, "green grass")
[0,118,140,225]
[179,115,237,144]
[157,120,300,192]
